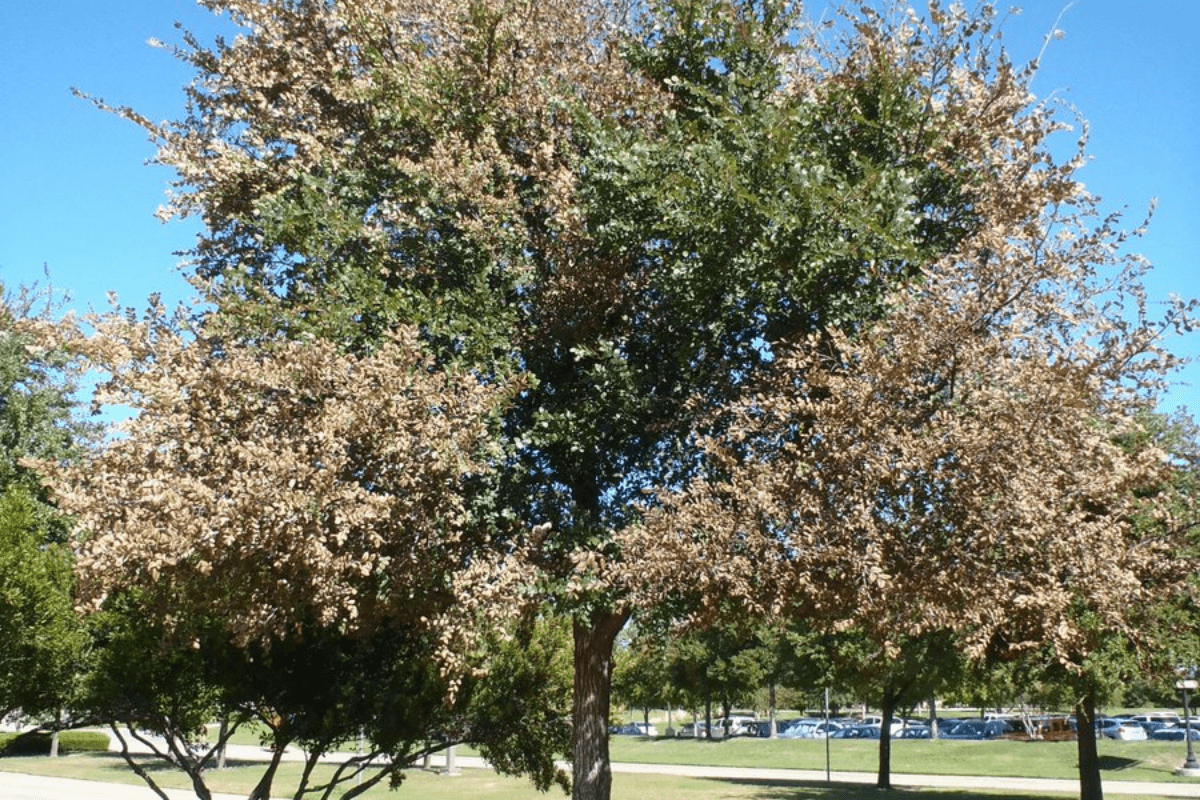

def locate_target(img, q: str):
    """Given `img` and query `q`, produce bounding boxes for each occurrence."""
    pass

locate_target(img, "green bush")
[0,730,111,756]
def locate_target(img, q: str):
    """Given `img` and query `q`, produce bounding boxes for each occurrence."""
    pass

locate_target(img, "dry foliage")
[91,0,656,262]
[27,305,524,680]
[618,2,1194,666]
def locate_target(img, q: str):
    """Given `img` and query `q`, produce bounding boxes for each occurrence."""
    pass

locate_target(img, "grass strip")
[0,752,1154,800]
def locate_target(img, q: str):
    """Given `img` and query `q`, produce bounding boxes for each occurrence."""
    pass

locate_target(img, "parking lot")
[612,711,1200,742]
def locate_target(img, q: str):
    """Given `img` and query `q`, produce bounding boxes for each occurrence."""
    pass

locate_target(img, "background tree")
[612,626,675,732]
[828,629,964,788]
[1052,411,1200,800]
[0,488,83,727]
[665,614,769,738]
[0,283,89,732]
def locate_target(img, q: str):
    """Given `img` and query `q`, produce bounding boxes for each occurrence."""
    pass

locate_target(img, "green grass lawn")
[604,736,1198,784]
[7,729,1199,799]
[0,751,1173,800]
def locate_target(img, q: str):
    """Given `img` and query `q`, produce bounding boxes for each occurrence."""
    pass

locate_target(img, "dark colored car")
[897,725,932,739]
[757,718,802,737]
[829,725,881,739]
[941,719,1009,740]
[1152,725,1200,741]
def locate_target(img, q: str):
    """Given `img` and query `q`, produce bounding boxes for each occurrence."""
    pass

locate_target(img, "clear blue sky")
[1,1,1196,415]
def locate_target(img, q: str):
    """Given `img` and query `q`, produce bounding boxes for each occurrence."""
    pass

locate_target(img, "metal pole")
[824,687,831,783]
[1185,687,1198,771]
[1176,675,1199,776]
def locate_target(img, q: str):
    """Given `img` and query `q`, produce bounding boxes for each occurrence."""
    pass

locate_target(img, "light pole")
[1176,675,1200,777]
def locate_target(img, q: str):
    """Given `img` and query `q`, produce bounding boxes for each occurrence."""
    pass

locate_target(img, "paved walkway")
[4,742,1200,799]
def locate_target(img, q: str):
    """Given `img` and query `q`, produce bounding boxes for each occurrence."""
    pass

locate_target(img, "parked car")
[829,725,881,739]
[710,716,758,737]
[855,715,926,736]
[1098,718,1148,741]
[1127,713,1181,733]
[609,723,642,736]
[780,719,844,739]
[941,719,1009,740]
[1152,725,1200,741]
[777,718,815,738]
[897,725,932,739]
[756,718,800,737]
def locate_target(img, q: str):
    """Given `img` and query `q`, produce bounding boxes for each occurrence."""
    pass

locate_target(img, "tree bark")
[877,686,896,790]
[217,715,229,770]
[248,746,286,800]
[1076,692,1104,800]
[49,708,62,758]
[704,692,713,740]
[769,681,778,738]
[572,610,628,800]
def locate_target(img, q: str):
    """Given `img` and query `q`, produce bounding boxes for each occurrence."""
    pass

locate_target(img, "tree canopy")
[0,284,89,725]
[54,2,1197,799]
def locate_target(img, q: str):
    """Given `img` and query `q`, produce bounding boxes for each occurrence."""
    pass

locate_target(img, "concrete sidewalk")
[0,770,244,800]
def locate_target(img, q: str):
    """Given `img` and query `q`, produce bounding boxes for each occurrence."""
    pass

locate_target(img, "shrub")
[0,730,111,756]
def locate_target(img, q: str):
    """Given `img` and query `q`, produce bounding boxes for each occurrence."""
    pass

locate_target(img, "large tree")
[72,2,1144,799]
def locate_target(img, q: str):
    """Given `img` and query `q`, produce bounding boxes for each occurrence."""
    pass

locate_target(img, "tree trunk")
[704,692,713,740]
[769,681,778,739]
[929,695,939,740]
[49,708,62,758]
[878,687,896,790]
[572,611,627,800]
[248,746,286,800]
[1076,693,1104,800]
[217,715,229,770]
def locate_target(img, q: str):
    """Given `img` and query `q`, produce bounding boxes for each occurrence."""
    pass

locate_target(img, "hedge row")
[0,730,111,756]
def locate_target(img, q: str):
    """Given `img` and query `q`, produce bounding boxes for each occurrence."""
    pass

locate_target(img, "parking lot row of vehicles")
[1089,715,1200,741]
[611,712,1200,742]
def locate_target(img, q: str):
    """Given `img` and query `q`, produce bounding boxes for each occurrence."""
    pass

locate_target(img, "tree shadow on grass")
[713,779,1067,800]
[1097,755,1140,772]
[99,753,266,776]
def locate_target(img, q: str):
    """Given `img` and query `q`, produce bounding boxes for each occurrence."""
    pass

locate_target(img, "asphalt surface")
[4,740,1200,799]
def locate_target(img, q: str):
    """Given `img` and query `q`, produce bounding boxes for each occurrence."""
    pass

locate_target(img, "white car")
[1100,719,1148,741]
[1127,712,1180,733]
[780,719,844,739]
